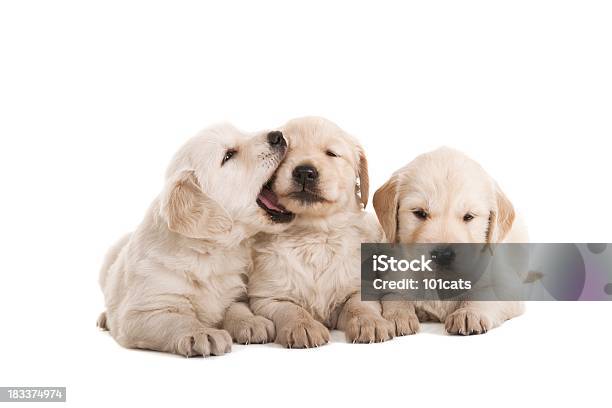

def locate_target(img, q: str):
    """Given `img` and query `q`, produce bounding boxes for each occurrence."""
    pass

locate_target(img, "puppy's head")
[159,124,293,240]
[270,117,369,218]
[373,147,515,245]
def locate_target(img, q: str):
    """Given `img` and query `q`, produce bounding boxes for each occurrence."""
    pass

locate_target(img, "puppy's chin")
[277,194,340,218]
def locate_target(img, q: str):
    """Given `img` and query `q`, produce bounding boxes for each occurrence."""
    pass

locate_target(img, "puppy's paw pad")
[228,316,276,344]
[178,328,233,357]
[276,319,330,349]
[345,315,395,343]
[445,309,492,335]
[383,310,420,336]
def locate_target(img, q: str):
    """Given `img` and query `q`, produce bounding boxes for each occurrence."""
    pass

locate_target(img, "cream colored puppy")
[98,125,293,357]
[373,147,526,336]
[249,117,394,348]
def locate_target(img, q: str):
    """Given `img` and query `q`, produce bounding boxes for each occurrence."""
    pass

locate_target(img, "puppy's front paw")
[226,315,276,344]
[345,315,395,343]
[383,309,420,336]
[445,308,492,335]
[276,318,330,348]
[177,328,233,357]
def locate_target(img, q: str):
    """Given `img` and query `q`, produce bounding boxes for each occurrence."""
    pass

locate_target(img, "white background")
[1,1,611,407]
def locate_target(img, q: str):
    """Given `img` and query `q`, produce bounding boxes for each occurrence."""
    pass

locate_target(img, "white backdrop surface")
[0,1,610,407]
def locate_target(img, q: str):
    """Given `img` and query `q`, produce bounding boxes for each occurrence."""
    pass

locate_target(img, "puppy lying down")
[249,117,394,347]
[98,125,292,356]
[373,147,526,335]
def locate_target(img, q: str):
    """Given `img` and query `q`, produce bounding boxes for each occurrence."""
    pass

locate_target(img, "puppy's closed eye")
[325,150,340,158]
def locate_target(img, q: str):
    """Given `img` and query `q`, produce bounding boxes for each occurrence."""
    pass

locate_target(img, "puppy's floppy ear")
[373,175,399,243]
[487,182,515,243]
[160,170,232,239]
[356,145,370,208]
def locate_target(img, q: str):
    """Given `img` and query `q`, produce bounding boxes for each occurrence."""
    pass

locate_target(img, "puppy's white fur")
[98,124,288,356]
[249,117,394,348]
[373,147,526,335]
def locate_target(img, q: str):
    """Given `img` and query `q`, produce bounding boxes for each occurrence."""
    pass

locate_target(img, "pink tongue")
[259,188,287,213]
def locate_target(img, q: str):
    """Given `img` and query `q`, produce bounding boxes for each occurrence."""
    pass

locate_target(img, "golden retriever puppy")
[373,147,526,335]
[249,117,394,348]
[98,125,293,356]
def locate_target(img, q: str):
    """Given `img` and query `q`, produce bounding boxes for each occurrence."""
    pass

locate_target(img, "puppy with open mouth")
[98,125,292,357]
[249,117,394,348]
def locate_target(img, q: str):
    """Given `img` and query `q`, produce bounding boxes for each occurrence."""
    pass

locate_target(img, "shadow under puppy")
[249,117,394,348]
[373,147,526,336]
[98,125,292,357]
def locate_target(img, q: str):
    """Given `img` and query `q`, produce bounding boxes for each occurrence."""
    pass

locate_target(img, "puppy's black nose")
[430,246,456,267]
[292,165,318,184]
[267,131,286,148]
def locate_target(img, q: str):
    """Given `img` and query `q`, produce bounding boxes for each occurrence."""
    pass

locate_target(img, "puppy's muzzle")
[267,131,287,151]
[287,163,326,204]
[430,246,456,268]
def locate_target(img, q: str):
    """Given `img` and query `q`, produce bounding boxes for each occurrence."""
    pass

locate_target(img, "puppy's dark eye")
[222,149,237,166]
[412,209,428,220]
[463,213,475,222]
[326,150,339,158]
